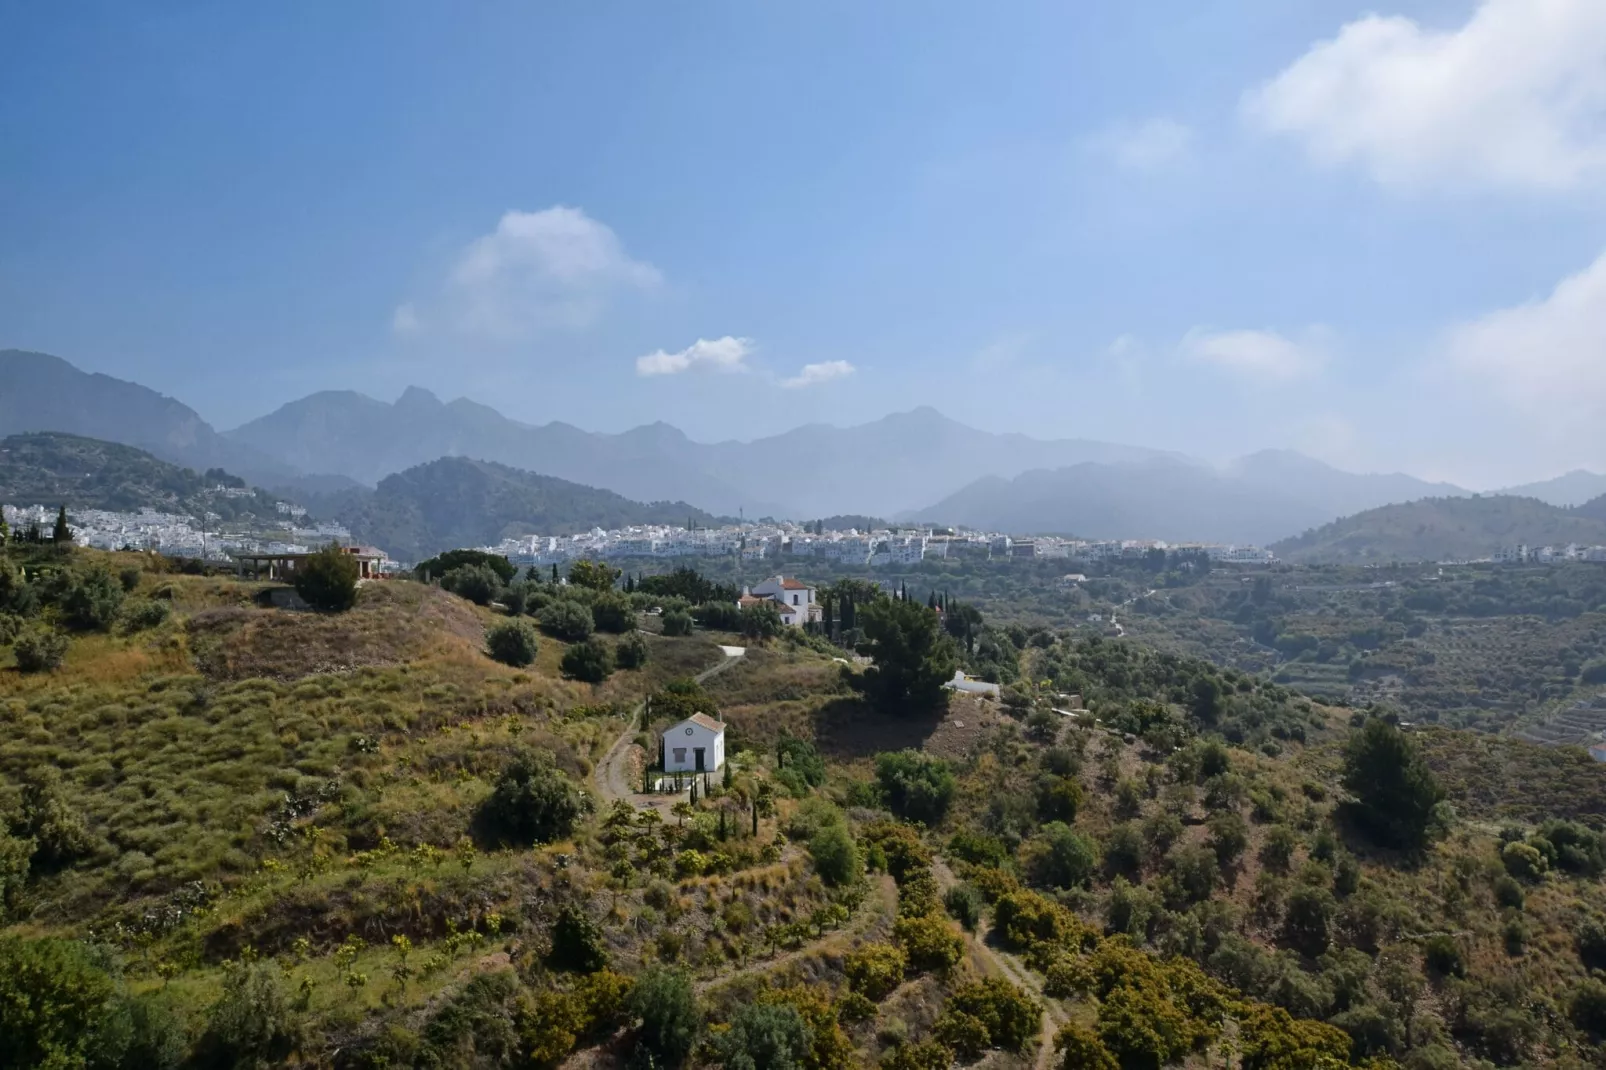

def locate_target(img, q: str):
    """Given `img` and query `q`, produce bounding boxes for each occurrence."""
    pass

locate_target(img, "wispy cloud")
[636,336,754,377]
[1244,0,1606,191]
[781,360,855,389]
[400,206,661,341]
[1094,117,1194,170]
[1179,327,1326,381]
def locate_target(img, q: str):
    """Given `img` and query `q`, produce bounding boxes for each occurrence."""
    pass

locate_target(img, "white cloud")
[1245,0,1606,191]
[1444,249,1606,445]
[437,206,660,339]
[636,336,754,377]
[1095,117,1194,170]
[391,302,420,335]
[1180,327,1325,381]
[781,360,856,389]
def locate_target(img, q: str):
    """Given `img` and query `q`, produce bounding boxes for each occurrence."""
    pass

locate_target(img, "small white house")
[741,575,818,626]
[943,670,1001,698]
[661,713,726,773]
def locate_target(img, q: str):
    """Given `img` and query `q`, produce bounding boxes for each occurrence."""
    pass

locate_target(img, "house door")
[694,748,706,772]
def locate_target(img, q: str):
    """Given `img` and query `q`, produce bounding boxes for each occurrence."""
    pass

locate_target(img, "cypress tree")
[0,506,9,544]
[52,505,71,545]
[551,563,559,584]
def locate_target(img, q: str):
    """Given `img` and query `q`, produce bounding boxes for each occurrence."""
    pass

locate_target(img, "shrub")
[892,914,963,976]
[1493,874,1525,910]
[1103,822,1144,878]
[875,751,956,826]
[0,832,30,921]
[693,601,741,631]
[1260,826,1299,873]
[568,559,621,592]
[660,608,693,636]
[561,637,613,683]
[117,566,143,592]
[1282,886,1336,958]
[1501,840,1547,882]
[293,543,360,611]
[933,1010,990,1058]
[1055,1023,1118,1070]
[629,967,698,1068]
[442,564,503,606]
[416,549,517,584]
[540,600,595,641]
[1580,920,1606,971]
[948,828,1009,868]
[944,885,983,931]
[591,592,635,634]
[1422,934,1465,978]
[993,889,1077,951]
[196,959,300,1068]
[91,992,187,1070]
[486,620,539,667]
[1031,822,1098,889]
[1165,844,1220,904]
[548,903,609,973]
[477,753,588,847]
[713,1002,813,1070]
[18,767,93,869]
[882,1040,957,1070]
[845,943,907,1001]
[943,977,1042,1053]
[1037,775,1083,823]
[59,566,124,631]
[0,937,116,1070]
[1206,811,1249,868]
[1538,819,1606,877]
[809,823,862,887]
[119,597,170,633]
[1569,979,1606,1039]
[12,628,68,672]
[615,631,650,670]
[516,988,587,1066]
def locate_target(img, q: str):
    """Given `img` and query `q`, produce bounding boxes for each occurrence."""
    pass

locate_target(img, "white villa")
[661,713,726,773]
[738,574,819,626]
[943,669,1002,698]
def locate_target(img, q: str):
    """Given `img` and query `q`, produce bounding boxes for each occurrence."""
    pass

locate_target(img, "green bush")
[892,913,964,975]
[713,1002,813,1070]
[476,753,589,847]
[808,823,862,887]
[628,967,698,1068]
[944,885,983,931]
[12,627,68,672]
[118,597,170,633]
[1341,717,1444,850]
[485,620,539,668]
[293,543,360,611]
[942,977,1042,1053]
[615,631,650,670]
[416,549,516,584]
[59,565,124,631]
[17,767,93,869]
[660,608,693,636]
[540,600,595,641]
[845,943,907,1000]
[442,564,503,606]
[1281,886,1336,958]
[875,750,956,826]
[1501,840,1547,882]
[1569,979,1606,1039]
[548,903,609,973]
[195,959,300,1069]
[561,637,613,683]
[1031,822,1098,889]
[591,592,635,634]
[1422,934,1465,978]
[0,937,117,1070]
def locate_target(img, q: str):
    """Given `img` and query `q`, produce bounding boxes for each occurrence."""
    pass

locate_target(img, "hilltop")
[0,431,285,524]
[1271,494,1606,563]
[332,454,724,561]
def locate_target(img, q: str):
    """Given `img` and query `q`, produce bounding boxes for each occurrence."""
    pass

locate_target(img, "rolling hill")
[332,455,723,561]
[1499,469,1606,507]
[1270,495,1606,563]
[0,432,283,522]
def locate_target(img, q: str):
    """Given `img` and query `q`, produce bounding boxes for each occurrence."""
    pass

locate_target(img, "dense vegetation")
[3,550,1606,1069]
[0,431,288,524]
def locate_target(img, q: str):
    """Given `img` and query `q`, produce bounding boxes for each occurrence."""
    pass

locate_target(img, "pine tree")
[51,505,71,545]
[551,563,559,584]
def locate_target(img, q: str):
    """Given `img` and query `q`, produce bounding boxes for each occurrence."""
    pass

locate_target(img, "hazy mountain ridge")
[0,349,292,485]
[333,455,723,561]
[1499,470,1606,508]
[1270,495,1606,563]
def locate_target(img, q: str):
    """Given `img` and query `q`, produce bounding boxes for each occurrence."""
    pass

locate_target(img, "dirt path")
[933,858,1067,1070]
[593,644,745,813]
[695,873,897,995]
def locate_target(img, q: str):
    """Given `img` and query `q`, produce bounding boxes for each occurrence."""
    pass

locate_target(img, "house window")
[673,748,686,763]
[792,594,799,605]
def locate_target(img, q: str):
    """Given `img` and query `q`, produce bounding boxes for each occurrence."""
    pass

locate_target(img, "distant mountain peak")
[396,385,443,409]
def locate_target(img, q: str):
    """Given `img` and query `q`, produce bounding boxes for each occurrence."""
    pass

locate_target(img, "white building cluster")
[1,503,355,563]
[475,523,1275,568]
[1494,543,1606,565]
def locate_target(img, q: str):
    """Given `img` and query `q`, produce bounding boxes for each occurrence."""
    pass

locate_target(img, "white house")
[744,575,818,626]
[661,713,726,773]
[943,669,1002,698]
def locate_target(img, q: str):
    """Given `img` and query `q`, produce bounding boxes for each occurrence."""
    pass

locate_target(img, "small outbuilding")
[661,713,725,773]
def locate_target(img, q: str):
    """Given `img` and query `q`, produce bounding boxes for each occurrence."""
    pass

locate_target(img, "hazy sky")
[3,1,1604,487]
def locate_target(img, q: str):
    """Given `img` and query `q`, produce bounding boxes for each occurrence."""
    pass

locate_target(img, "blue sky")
[3,0,1604,486]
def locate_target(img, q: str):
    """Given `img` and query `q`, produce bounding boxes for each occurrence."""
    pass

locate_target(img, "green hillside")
[1272,494,1606,563]
[0,431,283,523]
[337,455,722,561]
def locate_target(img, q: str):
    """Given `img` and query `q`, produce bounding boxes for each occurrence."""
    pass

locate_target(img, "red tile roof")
[779,578,811,590]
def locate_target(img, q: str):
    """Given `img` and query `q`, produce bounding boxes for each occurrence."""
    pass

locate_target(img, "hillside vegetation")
[0,432,285,523]
[331,455,723,561]
[1273,495,1606,564]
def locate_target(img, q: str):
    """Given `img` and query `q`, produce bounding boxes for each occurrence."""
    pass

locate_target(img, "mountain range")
[4,348,1604,546]
[1270,495,1606,564]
